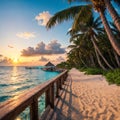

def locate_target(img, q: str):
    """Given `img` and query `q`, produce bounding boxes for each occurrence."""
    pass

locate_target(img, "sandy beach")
[48,68,120,120]
[69,68,120,120]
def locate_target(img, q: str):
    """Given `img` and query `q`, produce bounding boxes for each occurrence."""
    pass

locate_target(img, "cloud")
[46,40,66,54]
[56,56,65,62]
[0,57,12,65]
[8,45,14,48]
[0,54,3,57]
[52,56,65,63]
[21,40,66,56]
[35,11,52,26]
[16,32,35,39]
[39,56,49,62]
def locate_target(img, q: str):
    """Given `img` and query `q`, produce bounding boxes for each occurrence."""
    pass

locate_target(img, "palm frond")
[46,5,87,29]
[114,0,120,6]
[72,5,92,30]
[68,45,77,48]
[93,17,102,27]
[68,0,90,3]
[69,33,84,42]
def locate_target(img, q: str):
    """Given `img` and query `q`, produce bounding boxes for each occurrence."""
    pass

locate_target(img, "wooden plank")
[50,84,54,109]
[61,76,64,85]
[45,88,50,108]
[30,98,39,120]
[59,77,62,90]
[56,81,59,98]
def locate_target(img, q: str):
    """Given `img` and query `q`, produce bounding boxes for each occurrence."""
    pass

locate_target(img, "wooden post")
[62,74,66,85]
[61,76,64,85]
[30,98,39,120]
[50,84,54,109]
[45,89,50,108]
[56,81,59,98]
[65,73,68,80]
[59,77,62,90]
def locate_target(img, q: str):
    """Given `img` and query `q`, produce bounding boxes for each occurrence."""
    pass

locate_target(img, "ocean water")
[0,66,60,103]
[0,66,60,119]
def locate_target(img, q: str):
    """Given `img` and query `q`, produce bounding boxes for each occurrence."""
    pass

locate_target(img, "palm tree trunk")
[104,0,120,32]
[94,47,107,70]
[99,9,120,56]
[78,52,88,67]
[108,50,117,68]
[95,44,114,69]
[80,57,88,67]
[90,54,95,67]
[113,50,120,67]
[91,37,114,69]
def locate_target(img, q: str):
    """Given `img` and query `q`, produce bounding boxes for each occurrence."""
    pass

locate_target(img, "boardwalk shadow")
[44,75,82,120]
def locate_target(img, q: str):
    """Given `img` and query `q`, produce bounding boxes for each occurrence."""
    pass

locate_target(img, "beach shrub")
[56,62,73,70]
[79,67,120,85]
[80,67,104,75]
[105,69,120,85]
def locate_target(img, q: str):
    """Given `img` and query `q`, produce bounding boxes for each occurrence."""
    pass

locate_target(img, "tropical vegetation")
[47,0,120,85]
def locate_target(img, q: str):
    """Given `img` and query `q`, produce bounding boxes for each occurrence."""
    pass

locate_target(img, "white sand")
[69,68,120,120]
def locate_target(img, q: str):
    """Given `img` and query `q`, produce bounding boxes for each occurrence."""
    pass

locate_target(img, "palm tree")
[98,8,120,56]
[68,32,109,70]
[46,1,120,55]
[67,50,79,67]
[69,15,114,69]
[104,0,120,32]
[110,22,120,67]
[67,0,120,55]
[68,37,92,67]
[110,22,120,42]
[68,0,120,32]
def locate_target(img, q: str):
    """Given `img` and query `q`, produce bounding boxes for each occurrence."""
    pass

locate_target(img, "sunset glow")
[0,0,71,66]
[13,58,19,64]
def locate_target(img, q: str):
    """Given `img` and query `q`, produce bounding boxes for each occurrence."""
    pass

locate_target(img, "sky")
[0,0,77,66]
[0,0,120,66]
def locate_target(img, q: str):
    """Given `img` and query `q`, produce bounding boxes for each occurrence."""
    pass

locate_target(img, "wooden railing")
[0,70,68,120]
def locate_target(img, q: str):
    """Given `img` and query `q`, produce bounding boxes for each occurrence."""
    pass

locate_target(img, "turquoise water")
[0,66,60,103]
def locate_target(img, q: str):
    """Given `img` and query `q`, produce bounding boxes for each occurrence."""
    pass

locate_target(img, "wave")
[0,84,8,87]
[0,95,12,102]
[15,85,32,92]
[0,73,5,75]
[0,66,60,103]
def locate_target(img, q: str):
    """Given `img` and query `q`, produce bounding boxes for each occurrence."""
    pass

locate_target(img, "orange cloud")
[0,57,12,66]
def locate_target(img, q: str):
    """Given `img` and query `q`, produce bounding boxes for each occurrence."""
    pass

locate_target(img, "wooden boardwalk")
[42,69,81,120]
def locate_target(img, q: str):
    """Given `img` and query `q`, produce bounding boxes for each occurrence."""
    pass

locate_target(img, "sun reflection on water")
[8,66,23,96]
